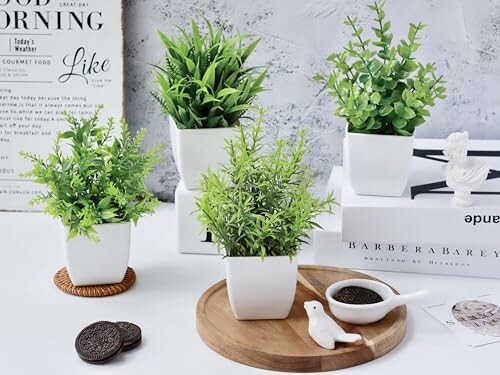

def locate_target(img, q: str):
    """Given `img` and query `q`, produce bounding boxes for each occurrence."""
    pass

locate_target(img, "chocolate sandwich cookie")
[75,321,124,364]
[116,322,142,351]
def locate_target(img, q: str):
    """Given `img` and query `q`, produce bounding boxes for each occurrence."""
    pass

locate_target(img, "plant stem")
[331,79,346,106]
[374,3,389,65]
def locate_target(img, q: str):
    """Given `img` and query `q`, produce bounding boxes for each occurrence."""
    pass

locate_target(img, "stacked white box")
[175,181,217,255]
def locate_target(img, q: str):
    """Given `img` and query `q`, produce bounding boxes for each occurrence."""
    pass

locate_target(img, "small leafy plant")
[196,112,335,258]
[314,1,447,136]
[21,107,163,240]
[153,18,266,129]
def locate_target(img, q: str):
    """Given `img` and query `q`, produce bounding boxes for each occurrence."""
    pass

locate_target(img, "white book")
[313,163,500,279]
[341,139,500,247]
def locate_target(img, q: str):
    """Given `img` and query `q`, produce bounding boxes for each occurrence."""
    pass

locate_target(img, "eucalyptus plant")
[314,1,447,136]
[153,18,266,129]
[196,112,335,258]
[21,107,163,240]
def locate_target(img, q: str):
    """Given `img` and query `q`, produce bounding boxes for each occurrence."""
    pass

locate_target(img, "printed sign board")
[0,0,124,211]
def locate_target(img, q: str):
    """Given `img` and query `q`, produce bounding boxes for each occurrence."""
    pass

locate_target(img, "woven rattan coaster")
[53,267,136,297]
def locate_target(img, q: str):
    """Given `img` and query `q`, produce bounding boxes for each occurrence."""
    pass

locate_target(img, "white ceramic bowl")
[325,278,427,325]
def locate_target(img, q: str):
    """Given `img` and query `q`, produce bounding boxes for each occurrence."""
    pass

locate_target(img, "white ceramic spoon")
[325,278,428,325]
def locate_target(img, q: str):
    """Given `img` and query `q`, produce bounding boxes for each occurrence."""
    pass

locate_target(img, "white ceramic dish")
[325,278,427,325]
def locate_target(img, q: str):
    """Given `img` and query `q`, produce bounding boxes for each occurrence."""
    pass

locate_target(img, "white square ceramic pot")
[345,129,415,197]
[169,115,239,190]
[168,116,180,171]
[225,256,298,320]
[64,222,131,286]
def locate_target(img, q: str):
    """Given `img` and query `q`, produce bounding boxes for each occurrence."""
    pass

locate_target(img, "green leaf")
[417,107,430,116]
[313,73,324,81]
[201,95,220,105]
[190,19,202,52]
[217,87,240,98]
[379,104,393,116]
[98,196,112,209]
[372,28,383,38]
[398,45,411,59]
[101,210,117,220]
[394,102,406,116]
[365,117,376,129]
[402,60,419,72]
[370,92,381,104]
[396,128,413,136]
[359,73,371,84]
[202,62,217,87]
[241,38,260,62]
[59,131,75,139]
[226,104,253,114]
[369,60,382,74]
[409,115,426,127]
[393,117,407,129]
[402,106,416,120]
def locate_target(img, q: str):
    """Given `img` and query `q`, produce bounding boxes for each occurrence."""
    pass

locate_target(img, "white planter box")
[64,222,131,286]
[169,116,238,190]
[225,256,298,320]
[169,116,180,172]
[345,130,414,197]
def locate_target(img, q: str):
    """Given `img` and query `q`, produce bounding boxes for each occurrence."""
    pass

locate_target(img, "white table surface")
[1,203,498,375]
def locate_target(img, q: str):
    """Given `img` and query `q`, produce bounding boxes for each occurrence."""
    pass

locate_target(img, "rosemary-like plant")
[196,112,335,258]
[21,107,163,240]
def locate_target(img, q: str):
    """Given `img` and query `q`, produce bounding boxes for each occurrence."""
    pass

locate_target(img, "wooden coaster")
[53,267,136,297]
[196,265,406,372]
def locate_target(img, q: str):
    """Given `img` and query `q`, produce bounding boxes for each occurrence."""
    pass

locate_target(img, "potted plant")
[314,1,447,196]
[196,112,335,320]
[21,107,163,286]
[152,19,266,190]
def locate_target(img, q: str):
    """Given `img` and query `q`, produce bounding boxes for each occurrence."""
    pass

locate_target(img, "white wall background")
[124,0,500,201]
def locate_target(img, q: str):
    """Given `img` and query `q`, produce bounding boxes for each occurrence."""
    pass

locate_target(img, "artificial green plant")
[314,1,447,136]
[196,111,335,258]
[153,18,266,129]
[21,107,163,240]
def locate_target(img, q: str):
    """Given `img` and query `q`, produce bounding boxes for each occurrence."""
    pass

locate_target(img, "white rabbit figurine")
[304,301,362,350]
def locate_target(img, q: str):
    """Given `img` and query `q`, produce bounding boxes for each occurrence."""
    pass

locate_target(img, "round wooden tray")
[196,265,406,372]
[53,267,136,297]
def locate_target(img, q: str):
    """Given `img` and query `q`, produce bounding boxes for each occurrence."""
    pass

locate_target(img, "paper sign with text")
[0,0,124,211]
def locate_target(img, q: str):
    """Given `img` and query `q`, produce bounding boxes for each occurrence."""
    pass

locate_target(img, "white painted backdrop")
[124,0,500,201]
